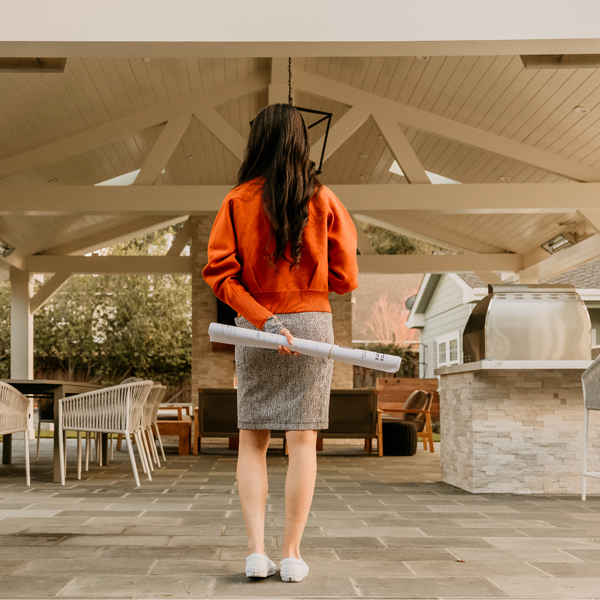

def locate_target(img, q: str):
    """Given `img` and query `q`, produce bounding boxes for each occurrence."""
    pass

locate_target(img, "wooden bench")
[156,404,193,455]
[195,388,379,454]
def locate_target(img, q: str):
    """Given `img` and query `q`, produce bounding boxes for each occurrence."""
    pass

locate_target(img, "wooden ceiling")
[1,54,600,273]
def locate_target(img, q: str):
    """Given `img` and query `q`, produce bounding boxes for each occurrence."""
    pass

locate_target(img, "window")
[437,331,461,367]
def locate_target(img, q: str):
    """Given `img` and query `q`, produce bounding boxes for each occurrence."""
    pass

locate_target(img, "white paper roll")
[208,323,401,373]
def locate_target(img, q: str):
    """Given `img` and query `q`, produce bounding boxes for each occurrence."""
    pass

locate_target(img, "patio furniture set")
[0,378,168,487]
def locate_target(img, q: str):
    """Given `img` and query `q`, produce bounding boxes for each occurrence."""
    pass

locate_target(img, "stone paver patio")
[1,437,600,599]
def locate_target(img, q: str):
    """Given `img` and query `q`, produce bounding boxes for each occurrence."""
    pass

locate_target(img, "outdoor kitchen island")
[436,360,599,495]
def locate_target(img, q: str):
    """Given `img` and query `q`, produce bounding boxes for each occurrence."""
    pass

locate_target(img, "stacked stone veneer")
[191,216,354,405]
[440,369,600,494]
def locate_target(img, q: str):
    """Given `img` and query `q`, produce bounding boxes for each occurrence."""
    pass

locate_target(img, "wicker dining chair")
[143,383,167,467]
[581,356,600,500]
[58,380,154,487]
[0,381,31,486]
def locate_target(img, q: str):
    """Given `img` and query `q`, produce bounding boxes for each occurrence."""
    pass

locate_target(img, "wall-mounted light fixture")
[541,232,576,255]
[0,238,15,258]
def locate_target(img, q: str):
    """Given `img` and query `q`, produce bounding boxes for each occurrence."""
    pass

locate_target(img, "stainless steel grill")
[463,284,591,362]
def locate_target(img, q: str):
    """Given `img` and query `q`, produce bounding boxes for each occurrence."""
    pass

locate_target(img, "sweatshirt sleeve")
[202,197,274,330]
[327,192,359,295]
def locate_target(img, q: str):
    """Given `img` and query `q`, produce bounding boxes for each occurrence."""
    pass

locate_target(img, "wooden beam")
[167,219,192,256]
[0,250,27,271]
[30,274,71,315]
[25,255,191,274]
[310,106,371,164]
[134,114,192,185]
[294,70,600,182]
[354,212,505,254]
[5,183,600,216]
[350,215,376,255]
[357,253,522,275]
[195,108,246,161]
[269,57,289,104]
[41,216,186,255]
[0,70,268,180]
[372,111,430,184]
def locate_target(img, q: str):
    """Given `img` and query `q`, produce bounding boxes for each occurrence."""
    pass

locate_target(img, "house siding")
[419,275,473,378]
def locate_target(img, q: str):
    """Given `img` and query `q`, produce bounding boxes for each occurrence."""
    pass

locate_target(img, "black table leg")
[2,433,11,464]
[101,433,108,466]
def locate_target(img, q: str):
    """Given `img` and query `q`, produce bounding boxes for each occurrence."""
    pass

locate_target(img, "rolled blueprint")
[209,323,401,373]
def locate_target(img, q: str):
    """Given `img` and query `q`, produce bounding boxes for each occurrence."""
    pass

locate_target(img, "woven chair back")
[0,381,29,436]
[582,355,600,411]
[402,390,431,430]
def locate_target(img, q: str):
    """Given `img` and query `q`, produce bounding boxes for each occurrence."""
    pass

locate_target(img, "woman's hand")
[278,327,300,356]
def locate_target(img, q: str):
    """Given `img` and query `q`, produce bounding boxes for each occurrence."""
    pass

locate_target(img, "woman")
[203,103,358,583]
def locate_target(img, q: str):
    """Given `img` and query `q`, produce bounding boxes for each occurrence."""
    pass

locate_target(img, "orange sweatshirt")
[202,179,359,330]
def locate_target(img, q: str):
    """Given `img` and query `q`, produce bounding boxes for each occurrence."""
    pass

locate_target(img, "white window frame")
[436,330,461,368]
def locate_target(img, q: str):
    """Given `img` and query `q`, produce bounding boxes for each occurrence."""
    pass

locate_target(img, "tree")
[0,225,192,386]
[363,292,419,345]
[356,220,443,255]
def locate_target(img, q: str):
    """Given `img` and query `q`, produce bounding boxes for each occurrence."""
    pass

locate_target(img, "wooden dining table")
[1,379,103,483]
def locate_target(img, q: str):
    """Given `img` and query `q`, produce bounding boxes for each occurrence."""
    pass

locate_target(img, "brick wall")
[190,216,235,401]
[439,368,600,494]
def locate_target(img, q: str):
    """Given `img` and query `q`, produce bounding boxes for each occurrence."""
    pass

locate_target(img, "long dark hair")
[237,103,322,269]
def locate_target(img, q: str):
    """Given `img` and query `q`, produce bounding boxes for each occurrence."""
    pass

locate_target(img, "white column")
[10,270,35,436]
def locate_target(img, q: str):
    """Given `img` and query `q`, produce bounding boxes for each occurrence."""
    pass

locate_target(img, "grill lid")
[463,284,591,362]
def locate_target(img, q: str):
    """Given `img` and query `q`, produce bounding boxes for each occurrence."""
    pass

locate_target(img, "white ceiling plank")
[195,108,246,162]
[30,273,71,314]
[294,69,600,182]
[372,111,430,184]
[0,70,268,180]
[357,253,522,275]
[5,183,600,215]
[354,212,504,254]
[310,106,371,164]
[26,255,191,274]
[133,113,192,185]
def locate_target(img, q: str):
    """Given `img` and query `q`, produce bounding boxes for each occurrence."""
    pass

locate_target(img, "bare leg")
[237,429,270,555]
[282,430,318,560]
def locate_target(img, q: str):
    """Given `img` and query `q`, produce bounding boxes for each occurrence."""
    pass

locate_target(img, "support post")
[5,271,35,464]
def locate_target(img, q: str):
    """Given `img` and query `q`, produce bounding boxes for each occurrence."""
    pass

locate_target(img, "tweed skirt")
[234,312,334,430]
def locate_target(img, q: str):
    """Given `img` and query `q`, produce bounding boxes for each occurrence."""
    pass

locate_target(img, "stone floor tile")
[490,575,600,598]
[101,546,221,560]
[428,504,519,513]
[0,560,29,575]
[168,535,266,547]
[0,574,74,598]
[383,536,496,548]
[0,522,30,534]
[483,537,600,549]
[0,509,60,518]
[54,510,143,519]
[562,549,600,561]
[86,516,183,526]
[514,528,600,538]
[18,557,154,575]
[532,562,600,577]
[122,525,224,536]
[60,575,215,599]
[60,535,170,546]
[210,574,359,598]
[406,560,551,577]
[416,526,527,537]
[21,525,126,535]
[453,519,557,528]
[354,575,508,597]
[275,535,387,548]
[336,547,457,561]
[322,526,425,538]
[151,559,241,576]
[449,548,587,563]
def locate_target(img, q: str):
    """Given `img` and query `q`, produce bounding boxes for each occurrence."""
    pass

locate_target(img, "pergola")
[2,2,600,382]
